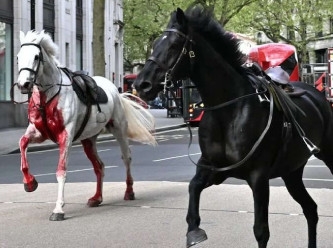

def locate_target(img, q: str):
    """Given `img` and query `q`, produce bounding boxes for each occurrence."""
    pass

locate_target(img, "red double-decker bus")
[248,43,300,81]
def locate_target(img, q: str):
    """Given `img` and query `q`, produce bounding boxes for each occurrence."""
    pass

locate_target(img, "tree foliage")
[124,0,333,69]
[93,0,105,76]
[228,0,333,64]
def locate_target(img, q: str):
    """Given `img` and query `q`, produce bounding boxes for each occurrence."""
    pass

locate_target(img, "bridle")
[19,43,45,88]
[147,28,195,91]
[12,42,70,104]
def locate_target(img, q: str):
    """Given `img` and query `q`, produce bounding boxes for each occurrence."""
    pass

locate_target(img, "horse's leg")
[81,136,105,207]
[49,133,71,221]
[20,124,46,192]
[186,164,211,247]
[247,175,270,248]
[282,166,318,248]
[109,124,135,200]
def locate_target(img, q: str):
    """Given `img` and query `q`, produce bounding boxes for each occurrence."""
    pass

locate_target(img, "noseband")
[148,28,195,90]
[19,43,44,87]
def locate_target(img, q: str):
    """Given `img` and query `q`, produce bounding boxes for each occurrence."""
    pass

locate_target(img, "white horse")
[16,30,156,221]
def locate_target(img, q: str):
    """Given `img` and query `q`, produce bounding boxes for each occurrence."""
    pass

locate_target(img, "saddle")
[60,67,109,141]
[247,63,305,97]
[246,63,319,154]
[60,68,108,104]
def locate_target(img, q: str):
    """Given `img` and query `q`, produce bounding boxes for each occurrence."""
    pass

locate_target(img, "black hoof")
[49,213,65,221]
[24,178,38,192]
[186,228,207,247]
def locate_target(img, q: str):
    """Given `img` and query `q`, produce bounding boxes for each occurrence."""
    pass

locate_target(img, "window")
[76,0,83,70]
[76,39,82,70]
[315,49,326,63]
[65,42,69,67]
[0,0,13,101]
[0,22,12,101]
[287,28,295,40]
[43,0,55,39]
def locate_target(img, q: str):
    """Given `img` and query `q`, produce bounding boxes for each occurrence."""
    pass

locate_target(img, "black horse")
[134,6,333,248]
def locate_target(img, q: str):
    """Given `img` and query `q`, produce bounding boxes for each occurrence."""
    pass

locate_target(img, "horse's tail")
[120,93,157,146]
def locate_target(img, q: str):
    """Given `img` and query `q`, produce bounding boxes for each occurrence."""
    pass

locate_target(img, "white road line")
[153,153,201,162]
[302,178,333,182]
[305,165,326,168]
[274,177,333,182]
[97,149,112,152]
[34,165,118,177]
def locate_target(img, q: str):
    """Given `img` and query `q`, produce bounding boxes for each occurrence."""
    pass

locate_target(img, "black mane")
[184,6,244,70]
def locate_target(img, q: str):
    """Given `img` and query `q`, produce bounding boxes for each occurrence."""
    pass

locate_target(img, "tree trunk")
[93,0,105,76]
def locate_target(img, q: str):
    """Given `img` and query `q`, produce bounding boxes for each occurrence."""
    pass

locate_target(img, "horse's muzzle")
[137,81,153,93]
[17,81,32,94]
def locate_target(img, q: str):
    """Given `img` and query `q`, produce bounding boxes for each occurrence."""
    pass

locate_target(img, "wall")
[0,0,123,129]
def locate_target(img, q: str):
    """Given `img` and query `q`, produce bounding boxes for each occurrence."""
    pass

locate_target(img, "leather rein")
[149,28,275,172]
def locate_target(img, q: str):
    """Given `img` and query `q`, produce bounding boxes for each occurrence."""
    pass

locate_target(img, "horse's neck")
[37,65,63,102]
[190,38,248,107]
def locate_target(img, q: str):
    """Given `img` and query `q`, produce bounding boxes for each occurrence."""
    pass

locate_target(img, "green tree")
[93,0,105,76]
[193,0,257,26]
[231,0,333,65]
[123,0,255,71]
[124,0,333,70]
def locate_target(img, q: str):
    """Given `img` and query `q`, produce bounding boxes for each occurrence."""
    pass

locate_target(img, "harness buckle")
[256,89,270,103]
[189,51,195,58]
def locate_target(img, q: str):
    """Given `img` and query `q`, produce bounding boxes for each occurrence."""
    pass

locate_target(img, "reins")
[156,28,276,172]
[168,80,274,172]
[196,92,274,172]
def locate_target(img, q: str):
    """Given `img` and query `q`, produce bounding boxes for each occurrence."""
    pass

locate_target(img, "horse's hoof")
[49,213,65,221]
[24,178,38,192]
[124,192,135,200]
[186,228,207,247]
[87,198,102,207]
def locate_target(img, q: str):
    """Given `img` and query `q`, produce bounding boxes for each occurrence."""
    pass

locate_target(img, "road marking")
[302,178,333,182]
[153,153,201,162]
[273,177,333,182]
[34,165,118,177]
[97,148,112,152]
[305,165,326,168]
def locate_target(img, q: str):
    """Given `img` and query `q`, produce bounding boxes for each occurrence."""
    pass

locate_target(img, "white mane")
[20,30,60,65]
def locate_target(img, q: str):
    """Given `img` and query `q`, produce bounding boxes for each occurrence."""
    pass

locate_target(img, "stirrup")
[302,136,320,154]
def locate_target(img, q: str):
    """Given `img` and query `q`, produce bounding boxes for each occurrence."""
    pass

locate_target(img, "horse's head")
[134,8,193,101]
[16,30,59,94]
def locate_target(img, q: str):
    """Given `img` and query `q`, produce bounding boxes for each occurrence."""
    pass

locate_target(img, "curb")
[8,123,187,154]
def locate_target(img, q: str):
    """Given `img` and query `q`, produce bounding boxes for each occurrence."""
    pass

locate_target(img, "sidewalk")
[0,109,186,156]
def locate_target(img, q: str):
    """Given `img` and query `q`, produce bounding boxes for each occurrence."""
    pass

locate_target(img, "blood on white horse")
[16,30,156,221]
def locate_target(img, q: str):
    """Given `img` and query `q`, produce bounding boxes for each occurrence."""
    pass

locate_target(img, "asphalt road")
[1,127,333,248]
[1,128,333,189]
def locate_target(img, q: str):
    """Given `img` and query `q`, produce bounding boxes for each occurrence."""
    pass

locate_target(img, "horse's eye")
[34,55,39,61]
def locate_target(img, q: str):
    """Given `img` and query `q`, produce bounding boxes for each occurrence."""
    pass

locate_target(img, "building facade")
[0,0,123,129]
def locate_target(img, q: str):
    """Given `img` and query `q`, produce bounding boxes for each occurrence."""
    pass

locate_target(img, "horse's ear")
[19,31,25,44]
[176,8,187,27]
